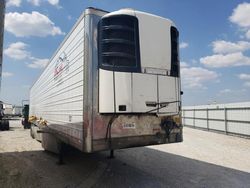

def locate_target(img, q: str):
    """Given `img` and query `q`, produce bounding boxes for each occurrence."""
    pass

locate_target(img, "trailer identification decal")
[54,52,69,82]
[123,123,136,129]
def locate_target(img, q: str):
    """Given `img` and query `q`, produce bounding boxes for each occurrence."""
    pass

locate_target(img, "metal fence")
[182,104,250,137]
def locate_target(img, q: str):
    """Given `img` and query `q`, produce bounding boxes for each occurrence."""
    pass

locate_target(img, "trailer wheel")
[0,122,3,131]
[4,120,10,130]
[0,120,9,131]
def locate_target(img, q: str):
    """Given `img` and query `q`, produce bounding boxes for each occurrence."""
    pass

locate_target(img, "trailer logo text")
[54,52,69,83]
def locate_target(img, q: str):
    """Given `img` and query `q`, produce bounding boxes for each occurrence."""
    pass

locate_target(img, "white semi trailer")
[30,7,182,158]
[12,105,23,116]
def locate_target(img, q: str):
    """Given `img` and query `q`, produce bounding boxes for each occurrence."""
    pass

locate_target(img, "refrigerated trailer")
[29,7,183,154]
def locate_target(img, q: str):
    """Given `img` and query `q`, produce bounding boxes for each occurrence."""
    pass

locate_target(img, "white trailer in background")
[3,103,13,117]
[12,106,23,116]
[29,7,182,157]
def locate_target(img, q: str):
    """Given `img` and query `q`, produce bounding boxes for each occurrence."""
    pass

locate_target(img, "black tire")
[0,120,9,131]
[3,120,9,131]
[0,122,3,131]
[24,120,30,129]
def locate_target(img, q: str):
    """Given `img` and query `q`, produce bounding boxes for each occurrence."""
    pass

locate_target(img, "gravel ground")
[0,119,249,188]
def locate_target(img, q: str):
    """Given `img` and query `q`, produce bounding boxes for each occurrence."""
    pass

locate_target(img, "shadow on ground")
[0,145,249,188]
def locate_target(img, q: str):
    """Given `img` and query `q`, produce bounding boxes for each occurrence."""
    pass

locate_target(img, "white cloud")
[22,84,30,89]
[200,52,250,68]
[218,89,232,94]
[181,67,218,89]
[212,40,250,54]
[4,42,48,69]
[27,0,40,6]
[229,2,250,28]
[238,73,250,87]
[27,58,49,69]
[216,89,248,103]
[180,42,188,49]
[47,0,59,6]
[238,73,250,80]
[4,42,30,60]
[180,62,189,68]
[244,82,250,87]
[2,72,14,77]
[191,59,198,65]
[6,0,21,7]
[27,0,60,7]
[244,30,250,40]
[246,30,250,39]
[229,2,250,39]
[5,11,65,37]
[200,3,250,70]
[67,15,72,20]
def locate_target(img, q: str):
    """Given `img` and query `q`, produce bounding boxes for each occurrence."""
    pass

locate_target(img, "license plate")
[123,123,136,129]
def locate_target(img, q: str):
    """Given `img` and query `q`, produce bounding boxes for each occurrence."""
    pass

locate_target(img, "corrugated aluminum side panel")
[30,14,85,148]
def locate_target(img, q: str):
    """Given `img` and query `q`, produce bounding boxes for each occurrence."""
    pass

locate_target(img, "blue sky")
[2,0,250,106]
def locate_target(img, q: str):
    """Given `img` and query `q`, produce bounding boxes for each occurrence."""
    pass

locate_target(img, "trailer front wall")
[30,14,85,150]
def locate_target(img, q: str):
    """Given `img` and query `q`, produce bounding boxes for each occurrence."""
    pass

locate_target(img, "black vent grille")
[170,26,179,77]
[98,15,141,72]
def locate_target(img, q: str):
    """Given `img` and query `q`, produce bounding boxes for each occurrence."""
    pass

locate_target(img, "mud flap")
[161,118,183,143]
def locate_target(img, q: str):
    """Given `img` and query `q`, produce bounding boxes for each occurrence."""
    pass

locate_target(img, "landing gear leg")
[109,149,115,159]
[57,143,65,165]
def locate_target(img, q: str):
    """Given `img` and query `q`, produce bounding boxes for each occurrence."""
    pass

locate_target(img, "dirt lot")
[0,119,250,188]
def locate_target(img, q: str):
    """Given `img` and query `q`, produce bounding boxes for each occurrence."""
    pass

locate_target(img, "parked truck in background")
[3,103,13,117]
[0,101,9,131]
[22,105,30,129]
[13,105,23,117]
[29,7,182,155]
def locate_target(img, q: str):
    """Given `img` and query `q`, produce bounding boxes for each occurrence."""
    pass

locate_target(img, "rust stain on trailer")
[92,114,163,140]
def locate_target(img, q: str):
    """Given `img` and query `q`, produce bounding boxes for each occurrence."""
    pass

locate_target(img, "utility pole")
[0,0,5,91]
